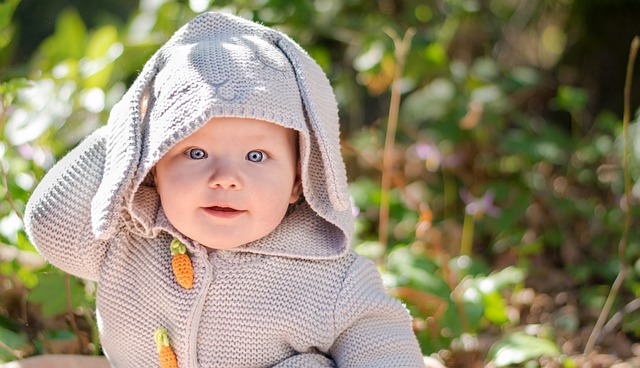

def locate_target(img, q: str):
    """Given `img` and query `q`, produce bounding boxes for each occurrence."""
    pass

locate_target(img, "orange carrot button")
[170,238,194,289]
[154,327,178,368]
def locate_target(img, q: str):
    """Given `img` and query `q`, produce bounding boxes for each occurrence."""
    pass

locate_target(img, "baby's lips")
[202,204,247,217]
[208,206,238,212]
[203,201,241,211]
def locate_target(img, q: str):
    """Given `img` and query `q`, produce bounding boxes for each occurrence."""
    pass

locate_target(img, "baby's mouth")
[209,206,237,212]
[203,205,245,218]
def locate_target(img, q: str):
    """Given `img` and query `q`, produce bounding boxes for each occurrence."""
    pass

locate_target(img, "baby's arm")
[24,127,110,281]
[330,255,425,367]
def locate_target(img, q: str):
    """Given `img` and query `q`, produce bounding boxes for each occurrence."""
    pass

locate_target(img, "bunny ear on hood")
[90,55,157,240]
[90,12,354,258]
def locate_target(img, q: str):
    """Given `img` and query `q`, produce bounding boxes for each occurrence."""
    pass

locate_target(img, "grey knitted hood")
[90,12,353,259]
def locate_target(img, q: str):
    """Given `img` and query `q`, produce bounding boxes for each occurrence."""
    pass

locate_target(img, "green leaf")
[482,291,509,325]
[27,273,85,318]
[488,332,560,366]
[402,77,456,123]
[386,246,451,298]
[0,78,30,106]
[0,0,20,30]
[354,240,386,260]
[556,85,588,112]
[501,124,572,165]
[83,25,120,88]
[0,326,28,362]
[55,8,87,60]
[85,25,118,59]
[508,66,540,88]
[479,266,526,293]
[423,43,447,67]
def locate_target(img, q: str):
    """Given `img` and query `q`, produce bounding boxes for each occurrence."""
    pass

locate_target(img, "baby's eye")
[186,148,207,160]
[246,150,266,163]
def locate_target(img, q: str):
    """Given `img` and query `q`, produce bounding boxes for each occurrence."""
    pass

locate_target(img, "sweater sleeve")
[330,255,425,368]
[24,127,111,281]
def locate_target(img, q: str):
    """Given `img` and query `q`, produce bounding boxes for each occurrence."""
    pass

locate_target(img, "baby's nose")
[207,164,242,189]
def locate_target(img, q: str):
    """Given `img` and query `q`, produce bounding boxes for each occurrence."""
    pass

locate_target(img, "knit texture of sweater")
[24,12,425,368]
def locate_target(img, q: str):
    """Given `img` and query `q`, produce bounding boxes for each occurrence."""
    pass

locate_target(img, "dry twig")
[379,27,415,247]
[584,35,639,355]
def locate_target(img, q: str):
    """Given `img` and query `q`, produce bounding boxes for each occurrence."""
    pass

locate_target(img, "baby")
[24,11,424,367]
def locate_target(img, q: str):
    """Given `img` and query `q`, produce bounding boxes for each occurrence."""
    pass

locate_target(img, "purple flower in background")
[17,144,34,159]
[350,196,360,218]
[460,189,500,218]
[415,141,463,172]
[416,141,441,172]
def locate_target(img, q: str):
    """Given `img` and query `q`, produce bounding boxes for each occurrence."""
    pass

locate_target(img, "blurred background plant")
[2,0,640,366]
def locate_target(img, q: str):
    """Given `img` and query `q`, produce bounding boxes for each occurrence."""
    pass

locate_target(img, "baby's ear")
[140,88,150,119]
[289,163,303,204]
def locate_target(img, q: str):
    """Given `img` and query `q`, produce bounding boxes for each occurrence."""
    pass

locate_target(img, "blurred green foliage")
[1,0,640,365]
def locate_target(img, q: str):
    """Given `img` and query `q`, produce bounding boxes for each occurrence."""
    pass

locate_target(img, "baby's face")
[154,117,301,250]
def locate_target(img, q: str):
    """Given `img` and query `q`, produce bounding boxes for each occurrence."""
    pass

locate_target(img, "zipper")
[184,251,214,368]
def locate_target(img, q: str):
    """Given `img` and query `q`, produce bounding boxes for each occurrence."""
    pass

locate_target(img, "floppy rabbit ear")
[90,56,159,239]
[275,36,351,214]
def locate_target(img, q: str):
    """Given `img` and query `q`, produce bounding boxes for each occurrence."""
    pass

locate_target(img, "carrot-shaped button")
[154,327,178,368]
[170,238,194,289]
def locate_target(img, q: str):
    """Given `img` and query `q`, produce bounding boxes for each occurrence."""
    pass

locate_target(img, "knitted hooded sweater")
[24,12,424,368]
